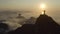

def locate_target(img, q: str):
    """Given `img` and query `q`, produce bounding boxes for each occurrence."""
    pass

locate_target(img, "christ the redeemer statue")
[44,10,46,15]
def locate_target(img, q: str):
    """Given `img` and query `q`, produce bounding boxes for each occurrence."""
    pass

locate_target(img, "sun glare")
[42,11,44,14]
[40,3,46,10]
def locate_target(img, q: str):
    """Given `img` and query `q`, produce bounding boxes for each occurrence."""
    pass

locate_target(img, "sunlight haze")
[0,0,60,24]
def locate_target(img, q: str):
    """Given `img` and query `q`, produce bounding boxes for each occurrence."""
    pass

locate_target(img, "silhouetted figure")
[44,10,45,15]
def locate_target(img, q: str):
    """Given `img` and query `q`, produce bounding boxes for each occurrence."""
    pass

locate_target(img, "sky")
[0,0,60,10]
[0,0,60,24]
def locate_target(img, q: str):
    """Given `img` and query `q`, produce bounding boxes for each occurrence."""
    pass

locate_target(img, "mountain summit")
[35,14,60,34]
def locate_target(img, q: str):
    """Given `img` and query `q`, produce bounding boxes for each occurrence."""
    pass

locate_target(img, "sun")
[40,3,46,10]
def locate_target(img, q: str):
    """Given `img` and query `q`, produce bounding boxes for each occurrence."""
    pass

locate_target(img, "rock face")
[35,14,60,34]
[0,23,9,34]
[7,14,60,34]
